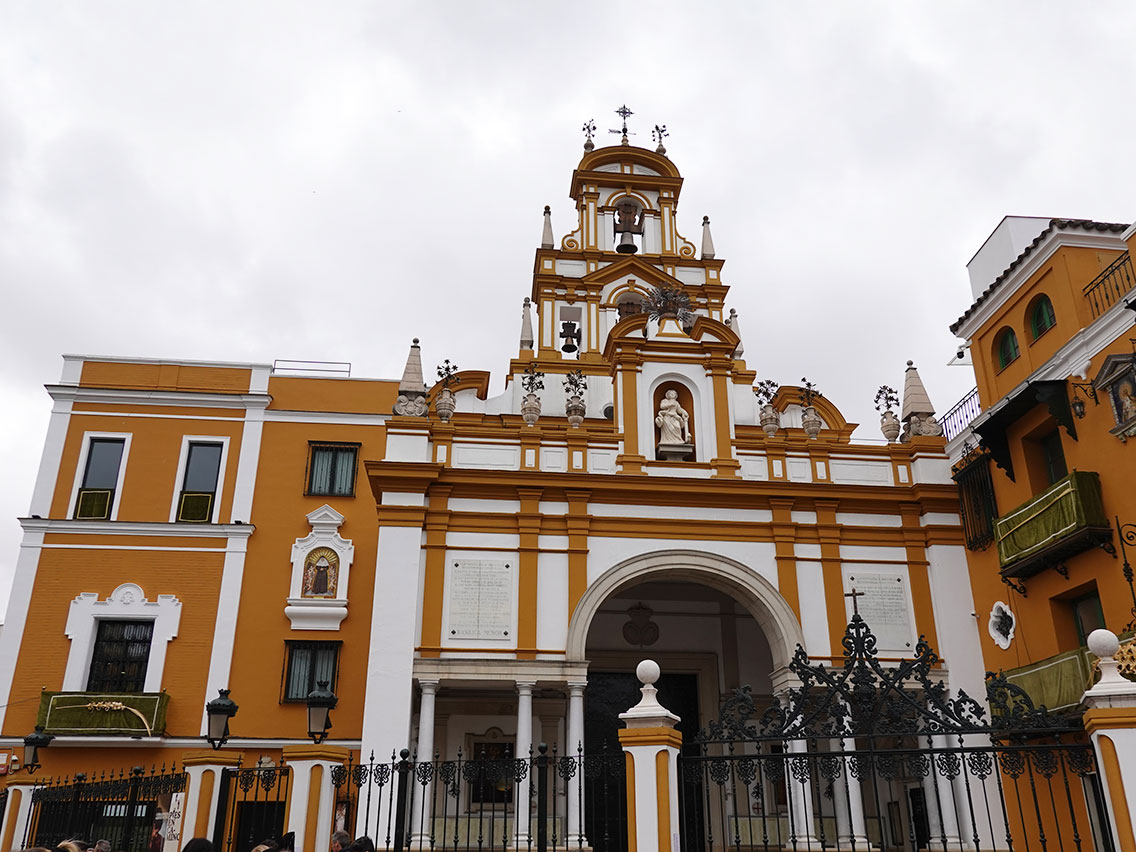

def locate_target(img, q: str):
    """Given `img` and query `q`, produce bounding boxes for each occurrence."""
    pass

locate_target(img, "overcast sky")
[2,3,1134,616]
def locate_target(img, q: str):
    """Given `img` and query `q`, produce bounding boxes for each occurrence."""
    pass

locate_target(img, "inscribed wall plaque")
[843,570,914,652]
[448,559,512,640]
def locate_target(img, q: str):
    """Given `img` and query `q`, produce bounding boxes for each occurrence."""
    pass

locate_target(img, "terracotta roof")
[949,219,1129,334]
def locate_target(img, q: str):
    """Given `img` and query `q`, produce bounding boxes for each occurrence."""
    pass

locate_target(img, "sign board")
[448,560,512,640]
[162,791,186,852]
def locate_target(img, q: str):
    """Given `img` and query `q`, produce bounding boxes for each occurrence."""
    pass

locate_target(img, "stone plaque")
[448,560,512,640]
[845,571,914,651]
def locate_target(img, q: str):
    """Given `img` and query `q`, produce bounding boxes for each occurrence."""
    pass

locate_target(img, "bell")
[616,231,638,254]
[561,341,578,354]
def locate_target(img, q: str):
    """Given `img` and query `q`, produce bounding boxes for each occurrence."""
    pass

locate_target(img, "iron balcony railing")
[1084,251,1135,318]
[940,386,980,442]
[995,470,1112,579]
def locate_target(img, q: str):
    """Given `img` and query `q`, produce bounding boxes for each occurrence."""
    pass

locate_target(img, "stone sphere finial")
[413,338,420,346]
[1088,628,1120,659]
[906,360,914,367]
[636,659,660,685]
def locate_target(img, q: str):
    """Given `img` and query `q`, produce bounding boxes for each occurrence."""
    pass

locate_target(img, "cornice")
[20,518,255,537]
[48,384,271,410]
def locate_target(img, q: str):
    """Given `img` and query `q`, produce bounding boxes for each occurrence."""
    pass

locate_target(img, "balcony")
[1084,251,1135,318]
[37,691,168,736]
[1003,634,1136,713]
[995,470,1112,579]
[942,386,981,443]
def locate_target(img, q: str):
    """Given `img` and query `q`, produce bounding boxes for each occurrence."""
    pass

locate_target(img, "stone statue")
[655,390,691,444]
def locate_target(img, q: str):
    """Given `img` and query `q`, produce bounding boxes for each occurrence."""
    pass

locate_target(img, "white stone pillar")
[514,681,535,847]
[1082,629,1136,851]
[283,746,349,852]
[566,681,586,845]
[784,738,819,846]
[930,733,962,847]
[618,661,681,852]
[830,743,868,848]
[3,782,36,852]
[411,680,439,845]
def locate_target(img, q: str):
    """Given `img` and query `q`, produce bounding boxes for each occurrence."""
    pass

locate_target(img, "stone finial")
[726,308,744,359]
[618,659,680,729]
[1084,629,1136,702]
[541,206,554,249]
[392,338,428,416]
[701,216,716,260]
[900,360,943,440]
[520,297,535,351]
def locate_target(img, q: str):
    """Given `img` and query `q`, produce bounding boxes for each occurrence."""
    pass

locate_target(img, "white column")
[1082,630,1136,850]
[834,731,868,847]
[784,738,819,845]
[930,733,962,847]
[4,782,37,852]
[284,758,341,852]
[411,680,439,845]
[566,681,586,845]
[514,681,535,846]
[199,528,255,734]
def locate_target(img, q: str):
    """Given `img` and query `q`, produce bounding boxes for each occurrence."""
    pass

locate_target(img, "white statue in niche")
[655,390,691,444]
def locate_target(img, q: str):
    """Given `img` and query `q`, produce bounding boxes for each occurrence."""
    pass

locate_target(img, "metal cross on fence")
[843,586,864,616]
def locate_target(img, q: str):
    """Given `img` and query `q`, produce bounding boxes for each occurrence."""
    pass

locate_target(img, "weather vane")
[582,119,596,152]
[609,104,635,145]
[652,124,668,155]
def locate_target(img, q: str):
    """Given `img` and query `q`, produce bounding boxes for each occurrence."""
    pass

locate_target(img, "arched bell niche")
[651,380,696,461]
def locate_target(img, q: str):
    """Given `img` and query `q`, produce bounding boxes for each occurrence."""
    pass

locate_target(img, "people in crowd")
[249,840,279,852]
[344,837,375,852]
[182,839,213,852]
[329,831,350,852]
[93,841,111,852]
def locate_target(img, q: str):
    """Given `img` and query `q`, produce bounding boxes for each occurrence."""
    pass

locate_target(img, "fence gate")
[213,763,292,852]
[25,764,186,852]
[679,613,1115,852]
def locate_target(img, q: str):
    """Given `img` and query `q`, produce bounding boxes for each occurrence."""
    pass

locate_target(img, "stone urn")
[565,394,586,428]
[879,409,900,442]
[435,387,456,423]
[521,392,541,427]
[759,403,781,437]
[801,405,823,440]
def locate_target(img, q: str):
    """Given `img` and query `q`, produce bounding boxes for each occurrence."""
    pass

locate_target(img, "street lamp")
[23,726,53,773]
[306,681,337,744]
[205,688,239,750]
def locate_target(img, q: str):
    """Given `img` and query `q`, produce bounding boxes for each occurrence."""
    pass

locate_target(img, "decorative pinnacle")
[582,119,596,152]
[652,124,668,155]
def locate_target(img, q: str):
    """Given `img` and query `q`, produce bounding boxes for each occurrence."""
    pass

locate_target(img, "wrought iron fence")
[679,615,1114,852]
[1084,251,1135,318]
[334,745,626,852]
[213,763,292,852]
[941,387,980,443]
[25,764,186,852]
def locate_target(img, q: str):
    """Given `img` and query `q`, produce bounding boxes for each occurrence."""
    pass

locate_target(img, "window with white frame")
[306,442,359,497]
[174,439,225,523]
[70,433,131,520]
[86,619,154,692]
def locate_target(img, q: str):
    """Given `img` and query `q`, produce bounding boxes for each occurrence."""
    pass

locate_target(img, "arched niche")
[651,380,696,460]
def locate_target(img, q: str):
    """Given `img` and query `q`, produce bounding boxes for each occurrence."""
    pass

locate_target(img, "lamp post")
[23,726,53,773]
[306,681,337,744]
[205,688,239,750]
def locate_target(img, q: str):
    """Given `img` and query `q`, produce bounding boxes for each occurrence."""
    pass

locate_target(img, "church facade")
[0,132,978,850]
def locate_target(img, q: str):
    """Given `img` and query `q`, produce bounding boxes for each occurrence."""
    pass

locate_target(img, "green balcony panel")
[995,470,1111,579]
[1002,647,1093,713]
[36,691,168,736]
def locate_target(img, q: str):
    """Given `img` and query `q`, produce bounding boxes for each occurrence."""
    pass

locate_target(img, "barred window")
[307,443,359,497]
[953,448,998,551]
[86,620,154,693]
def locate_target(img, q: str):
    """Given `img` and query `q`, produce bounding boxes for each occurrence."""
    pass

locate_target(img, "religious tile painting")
[301,546,339,598]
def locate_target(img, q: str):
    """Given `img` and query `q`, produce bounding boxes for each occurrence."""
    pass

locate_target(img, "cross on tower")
[844,587,865,617]
[609,104,635,144]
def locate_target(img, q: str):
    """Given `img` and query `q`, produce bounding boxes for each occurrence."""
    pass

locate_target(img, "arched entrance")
[567,550,805,851]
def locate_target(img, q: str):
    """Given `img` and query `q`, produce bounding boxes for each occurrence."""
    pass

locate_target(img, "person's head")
[347,838,375,852]
[95,841,111,852]
[55,842,83,852]
[330,831,350,852]
[182,840,213,852]
[277,833,294,852]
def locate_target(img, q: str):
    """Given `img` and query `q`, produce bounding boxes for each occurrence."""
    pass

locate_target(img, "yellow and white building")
[0,136,978,850]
